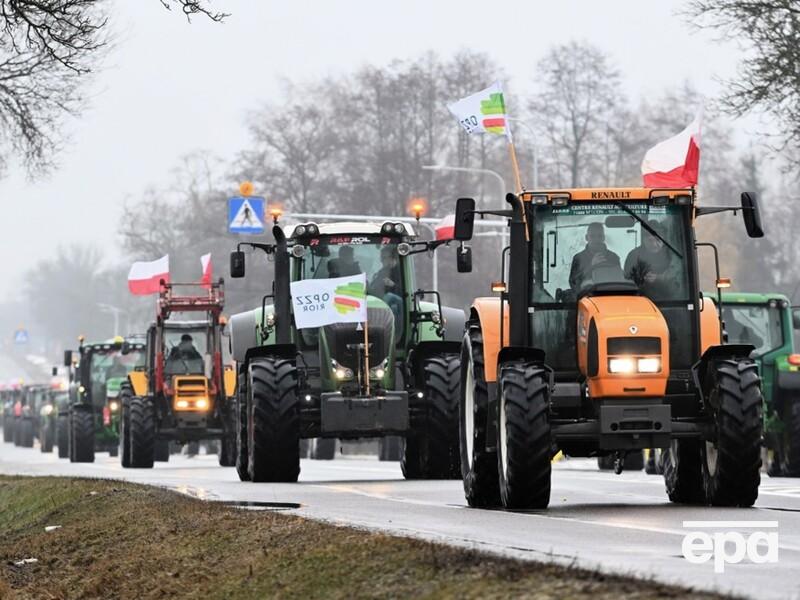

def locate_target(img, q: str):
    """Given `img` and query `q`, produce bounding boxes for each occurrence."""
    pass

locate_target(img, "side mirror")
[454,197,476,241]
[63,350,73,367]
[741,192,764,238]
[457,245,473,273]
[793,308,800,330]
[51,367,58,377]
[230,251,246,278]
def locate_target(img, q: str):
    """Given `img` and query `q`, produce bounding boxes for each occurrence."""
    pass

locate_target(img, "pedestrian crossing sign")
[228,196,265,234]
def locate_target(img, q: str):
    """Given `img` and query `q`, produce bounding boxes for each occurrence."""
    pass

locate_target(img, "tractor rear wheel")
[310,438,336,460]
[663,439,704,504]
[780,402,800,477]
[235,377,250,481]
[56,415,69,458]
[459,326,500,508]
[378,436,403,461]
[247,357,300,483]
[129,397,155,468]
[69,407,94,462]
[702,359,762,507]
[18,419,34,448]
[497,362,552,509]
[403,353,460,479]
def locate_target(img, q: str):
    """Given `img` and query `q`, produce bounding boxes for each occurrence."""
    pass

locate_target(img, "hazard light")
[788,354,800,367]
[239,181,254,197]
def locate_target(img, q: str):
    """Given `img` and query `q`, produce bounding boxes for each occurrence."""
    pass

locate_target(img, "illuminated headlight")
[176,399,189,409]
[608,358,636,374]
[331,360,354,381]
[41,404,54,416]
[195,398,209,410]
[78,385,86,394]
[369,358,390,380]
[108,400,120,412]
[637,358,661,373]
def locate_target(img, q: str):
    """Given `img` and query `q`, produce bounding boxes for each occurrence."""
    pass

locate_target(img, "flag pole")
[363,317,370,396]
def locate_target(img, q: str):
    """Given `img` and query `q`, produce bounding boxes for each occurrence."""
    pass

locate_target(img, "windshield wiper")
[612,201,682,258]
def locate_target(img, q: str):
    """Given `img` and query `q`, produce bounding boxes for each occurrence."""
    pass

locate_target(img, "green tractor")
[717,292,800,476]
[12,384,47,448]
[63,336,146,462]
[229,220,466,482]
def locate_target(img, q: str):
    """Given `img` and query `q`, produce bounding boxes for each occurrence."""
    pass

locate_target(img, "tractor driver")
[568,222,621,291]
[327,246,362,278]
[170,334,203,362]
[369,245,403,339]
[623,223,675,298]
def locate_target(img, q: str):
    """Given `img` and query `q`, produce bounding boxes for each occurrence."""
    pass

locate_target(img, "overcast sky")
[0,0,742,300]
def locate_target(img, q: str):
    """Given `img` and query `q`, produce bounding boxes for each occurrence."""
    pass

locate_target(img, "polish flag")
[127,255,169,295]
[641,112,701,188]
[200,253,212,289]
[435,214,455,240]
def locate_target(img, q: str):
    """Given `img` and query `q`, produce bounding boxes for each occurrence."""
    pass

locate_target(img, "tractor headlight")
[637,358,661,373]
[176,399,189,409]
[41,404,54,416]
[108,400,120,412]
[369,358,390,380]
[331,359,354,381]
[195,398,209,410]
[608,358,635,374]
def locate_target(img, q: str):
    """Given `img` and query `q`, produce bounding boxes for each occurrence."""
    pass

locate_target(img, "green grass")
[0,476,730,600]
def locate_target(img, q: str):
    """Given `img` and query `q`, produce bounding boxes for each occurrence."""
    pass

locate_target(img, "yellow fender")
[223,368,237,398]
[128,371,148,397]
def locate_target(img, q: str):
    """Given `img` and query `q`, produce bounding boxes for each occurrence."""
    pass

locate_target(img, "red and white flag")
[435,214,455,240]
[200,253,212,289]
[641,112,701,188]
[127,255,170,295]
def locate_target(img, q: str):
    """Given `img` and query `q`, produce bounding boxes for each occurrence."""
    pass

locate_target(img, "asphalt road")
[2,442,799,599]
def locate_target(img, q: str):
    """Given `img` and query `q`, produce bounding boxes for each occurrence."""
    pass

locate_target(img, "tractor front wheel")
[129,397,155,468]
[310,438,336,460]
[18,418,34,448]
[247,357,300,482]
[119,388,132,467]
[69,406,94,463]
[459,326,500,508]
[402,353,460,480]
[701,359,762,507]
[496,362,552,509]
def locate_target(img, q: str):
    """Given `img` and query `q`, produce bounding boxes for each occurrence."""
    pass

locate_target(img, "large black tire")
[597,455,614,470]
[378,436,403,461]
[402,354,461,480]
[56,415,69,458]
[496,362,552,509]
[18,419,34,448]
[219,402,237,467]
[780,401,800,477]
[40,421,54,453]
[459,326,500,507]
[235,378,250,481]
[2,415,12,443]
[119,388,132,467]
[247,357,300,483]
[129,397,155,469]
[310,438,336,460]
[155,440,170,462]
[69,407,94,463]
[663,439,705,504]
[701,359,762,507]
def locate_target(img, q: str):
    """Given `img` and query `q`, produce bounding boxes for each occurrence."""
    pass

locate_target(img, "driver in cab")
[568,222,621,291]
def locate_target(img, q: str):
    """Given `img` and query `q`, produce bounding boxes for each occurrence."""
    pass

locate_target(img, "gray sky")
[0,0,740,300]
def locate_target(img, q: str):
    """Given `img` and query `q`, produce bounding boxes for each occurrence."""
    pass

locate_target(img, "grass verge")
[0,476,729,599]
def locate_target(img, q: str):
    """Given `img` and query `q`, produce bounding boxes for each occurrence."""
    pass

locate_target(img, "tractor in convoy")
[38,373,69,454]
[715,292,800,476]
[452,187,766,508]
[10,383,47,448]
[228,219,465,482]
[120,281,237,468]
[62,336,146,462]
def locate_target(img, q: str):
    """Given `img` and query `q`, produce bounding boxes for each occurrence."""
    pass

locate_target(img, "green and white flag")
[447,81,513,141]
[290,273,368,329]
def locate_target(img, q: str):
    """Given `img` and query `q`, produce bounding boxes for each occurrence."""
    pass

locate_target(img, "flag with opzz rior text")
[447,81,513,141]
[290,274,368,329]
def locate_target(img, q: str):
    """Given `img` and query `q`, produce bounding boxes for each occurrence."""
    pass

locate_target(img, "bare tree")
[0,0,225,176]
[685,1,800,164]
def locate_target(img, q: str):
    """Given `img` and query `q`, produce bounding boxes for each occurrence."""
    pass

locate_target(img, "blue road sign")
[228,196,265,234]
[13,329,28,345]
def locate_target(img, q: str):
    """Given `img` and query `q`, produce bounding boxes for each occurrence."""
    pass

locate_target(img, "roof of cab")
[284,221,417,238]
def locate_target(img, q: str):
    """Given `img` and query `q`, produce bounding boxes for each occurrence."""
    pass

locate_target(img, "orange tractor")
[453,187,765,508]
